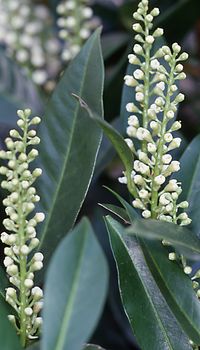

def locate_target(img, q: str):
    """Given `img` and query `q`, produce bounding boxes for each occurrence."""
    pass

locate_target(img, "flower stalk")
[0,109,44,347]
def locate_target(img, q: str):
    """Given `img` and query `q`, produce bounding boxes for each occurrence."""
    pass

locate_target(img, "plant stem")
[151,55,176,218]
[18,118,28,347]
[142,20,151,153]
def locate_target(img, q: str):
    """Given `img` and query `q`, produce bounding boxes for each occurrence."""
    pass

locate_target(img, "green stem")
[18,118,29,347]
[151,55,176,218]
[142,21,151,153]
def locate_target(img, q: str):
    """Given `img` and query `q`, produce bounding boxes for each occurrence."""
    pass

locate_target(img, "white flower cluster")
[0,109,44,342]
[119,0,194,278]
[0,0,61,91]
[57,0,100,62]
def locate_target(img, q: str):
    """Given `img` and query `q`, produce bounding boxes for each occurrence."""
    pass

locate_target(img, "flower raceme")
[118,0,193,275]
[0,109,44,346]
[57,0,99,63]
[119,0,190,226]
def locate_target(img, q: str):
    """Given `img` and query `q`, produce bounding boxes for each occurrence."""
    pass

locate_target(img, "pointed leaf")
[99,203,130,224]
[37,29,104,272]
[73,97,137,198]
[105,216,192,350]
[127,219,200,259]
[106,194,200,343]
[42,218,108,350]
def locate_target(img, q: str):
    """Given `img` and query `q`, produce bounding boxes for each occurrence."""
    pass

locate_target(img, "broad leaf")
[127,219,200,259]
[105,216,192,350]
[106,194,200,343]
[176,135,200,237]
[73,98,137,198]
[42,217,108,350]
[37,29,104,272]
[0,295,22,350]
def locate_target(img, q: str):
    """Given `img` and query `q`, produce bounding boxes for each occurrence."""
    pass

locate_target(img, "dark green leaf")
[73,98,137,198]
[140,239,200,345]
[176,135,200,237]
[127,219,200,259]
[37,29,104,274]
[99,203,130,223]
[106,193,200,343]
[95,116,124,178]
[0,295,22,350]
[105,216,192,350]
[42,217,108,350]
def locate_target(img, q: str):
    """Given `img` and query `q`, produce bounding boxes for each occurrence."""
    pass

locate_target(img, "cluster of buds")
[0,0,61,91]
[120,0,190,225]
[0,109,44,345]
[57,0,100,62]
[119,0,194,277]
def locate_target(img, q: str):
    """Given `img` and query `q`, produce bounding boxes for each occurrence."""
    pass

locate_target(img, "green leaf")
[37,29,104,274]
[73,97,137,198]
[95,116,124,178]
[83,345,106,350]
[99,203,130,224]
[105,216,192,350]
[42,217,108,350]
[176,134,200,236]
[127,219,200,259]
[0,295,22,350]
[106,193,200,343]
[140,239,200,345]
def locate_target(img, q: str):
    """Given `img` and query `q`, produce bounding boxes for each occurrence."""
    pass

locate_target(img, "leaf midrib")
[39,35,97,249]
[144,244,200,339]
[111,223,174,350]
[128,225,200,255]
[54,231,88,350]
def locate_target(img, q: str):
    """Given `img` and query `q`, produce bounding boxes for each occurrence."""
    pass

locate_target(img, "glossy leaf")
[106,193,200,343]
[176,135,200,237]
[37,29,104,272]
[127,219,200,259]
[99,203,130,224]
[0,295,22,350]
[73,98,137,198]
[42,217,108,350]
[105,216,192,350]
[95,116,124,178]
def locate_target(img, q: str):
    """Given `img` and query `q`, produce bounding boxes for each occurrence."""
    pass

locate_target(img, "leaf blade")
[105,216,192,350]
[37,29,104,273]
[42,218,108,350]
